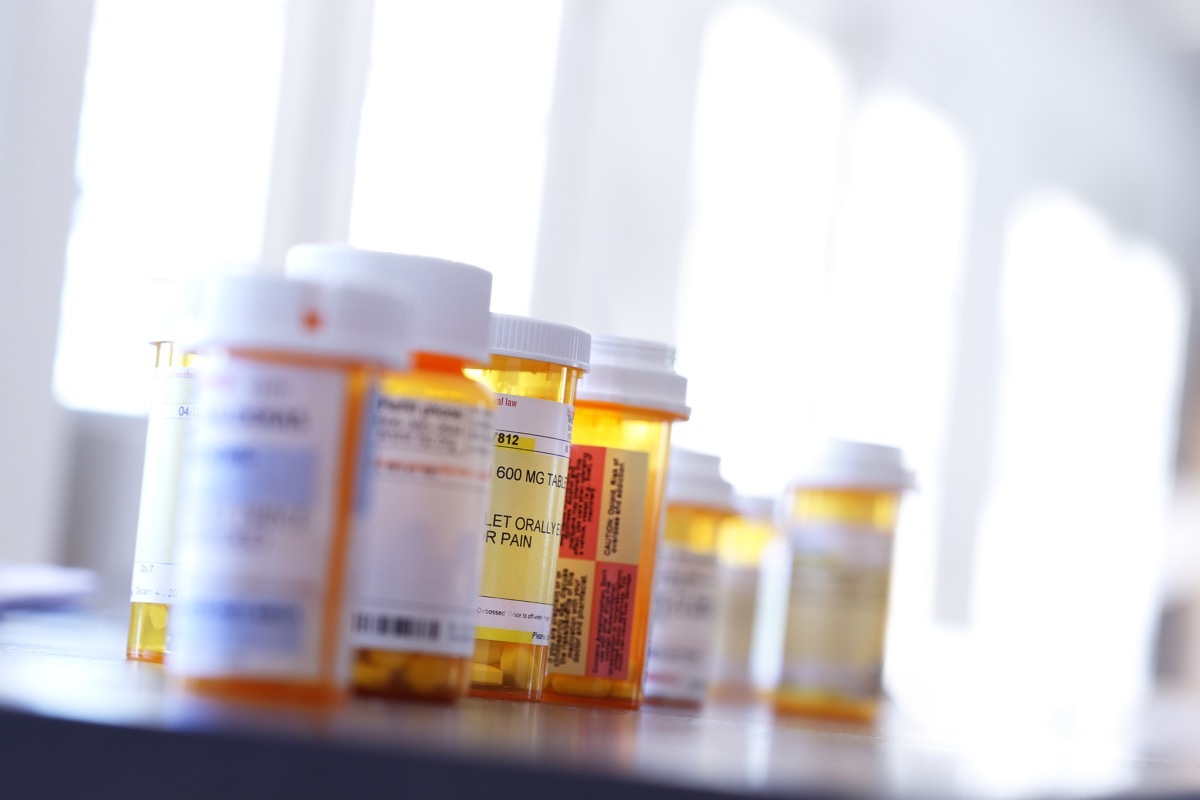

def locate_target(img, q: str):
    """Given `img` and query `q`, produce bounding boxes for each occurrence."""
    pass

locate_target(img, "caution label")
[549,445,647,680]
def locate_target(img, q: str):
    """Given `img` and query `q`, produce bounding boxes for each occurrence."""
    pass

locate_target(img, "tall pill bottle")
[644,449,735,707]
[286,245,494,702]
[467,314,590,701]
[169,272,408,706]
[126,282,199,662]
[775,439,912,721]
[543,336,689,709]
[710,495,779,701]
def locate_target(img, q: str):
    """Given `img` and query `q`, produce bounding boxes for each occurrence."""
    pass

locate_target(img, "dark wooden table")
[3,609,1200,799]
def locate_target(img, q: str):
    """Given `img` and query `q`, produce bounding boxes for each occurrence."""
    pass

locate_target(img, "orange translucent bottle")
[774,439,913,722]
[542,336,689,709]
[710,495,779,702]
[467,314,590,701]
[126,327,198,663]
[287,245,495,702]
[169,272,408,707]
[644,449,735,708]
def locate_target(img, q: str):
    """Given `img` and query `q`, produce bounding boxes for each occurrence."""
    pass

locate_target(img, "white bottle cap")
[178,271,411,369]
[667,448,736,511]
[575,335,690,418]
[489,313,591,372]
[789,438,914,492]
[734,494,777,522]
[285,243,492,365]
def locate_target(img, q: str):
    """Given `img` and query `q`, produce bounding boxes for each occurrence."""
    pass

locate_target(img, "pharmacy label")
[353,393,494,658]
[130,365,198,605]
[644,543,718,703]
[549,445,648,680]
[172,357,349,680]
[780,523,893,701]
[711,564,760,685]
[475,395,573,644]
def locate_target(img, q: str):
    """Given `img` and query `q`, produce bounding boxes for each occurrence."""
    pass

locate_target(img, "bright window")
[972,190,1186,722]
[54,0,285,415]
[821,90,972,638]
[820,90,971,454]
[349,0,563,316]
[672,5,848,496]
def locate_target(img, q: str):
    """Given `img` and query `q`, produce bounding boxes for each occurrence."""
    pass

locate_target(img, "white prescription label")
[492,392,573,459]
[353,393,494,658]
[644,543,718,703]
[711,565,760,687]
[171,358,348,681]
[130,365,198,605]
[475,394,573,645]
[780,523,893,702]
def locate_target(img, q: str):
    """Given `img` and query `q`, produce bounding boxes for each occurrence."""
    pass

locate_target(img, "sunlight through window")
[972,190,1186,725]
[821,90,972,652]
[673,5,847,496]
[349,1,562,316]
[54,0,285,414]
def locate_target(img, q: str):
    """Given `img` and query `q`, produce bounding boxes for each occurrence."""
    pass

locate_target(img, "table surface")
[4,609,1200,800]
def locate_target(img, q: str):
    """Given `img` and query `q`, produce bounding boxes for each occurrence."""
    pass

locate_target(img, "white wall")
[0,1,94,564]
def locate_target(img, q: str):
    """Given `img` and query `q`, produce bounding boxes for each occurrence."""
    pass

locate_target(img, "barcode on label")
[353,612,441,641]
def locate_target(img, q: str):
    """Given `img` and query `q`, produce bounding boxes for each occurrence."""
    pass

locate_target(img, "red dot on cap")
[303,308,322,331]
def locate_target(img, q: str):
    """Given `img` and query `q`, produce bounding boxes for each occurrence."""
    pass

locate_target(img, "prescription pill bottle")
[775,439,912,722]
[466,314,590,701]
[126,279,199,661]
[169,272,408,707]
[543,336,689,709]
[287,245,494,703]
[644,449,734,707]
[710,495,779,702]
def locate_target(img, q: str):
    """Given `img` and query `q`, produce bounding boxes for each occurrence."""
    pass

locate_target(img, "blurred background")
[3,0,1200,731]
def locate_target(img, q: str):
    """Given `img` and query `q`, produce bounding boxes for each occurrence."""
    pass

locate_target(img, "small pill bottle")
[542,336,689,709]
[466,313,591,701]
[709,495,779,702]
[127,282,199,663]
[775,439,913,722]
[286,245,495,702]
[168,272,408,707]
[644,448,735,707]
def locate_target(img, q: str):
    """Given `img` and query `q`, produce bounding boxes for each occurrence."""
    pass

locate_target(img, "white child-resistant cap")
[489,313,591,372]
[575,335,690,418]
[666,448,736,511]
[178,271,411,369]
[734,494,777,523]
[789,438,915,492]
[284,243,492,365]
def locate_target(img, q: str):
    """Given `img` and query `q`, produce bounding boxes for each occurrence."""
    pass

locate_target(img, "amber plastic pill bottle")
[126,308,198,663]
[644,448,735,707]
[775,439,913,722]
[169,272,408,707]
[287,245,494,702]
[467,313,590,702]
[542,336,689,709]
